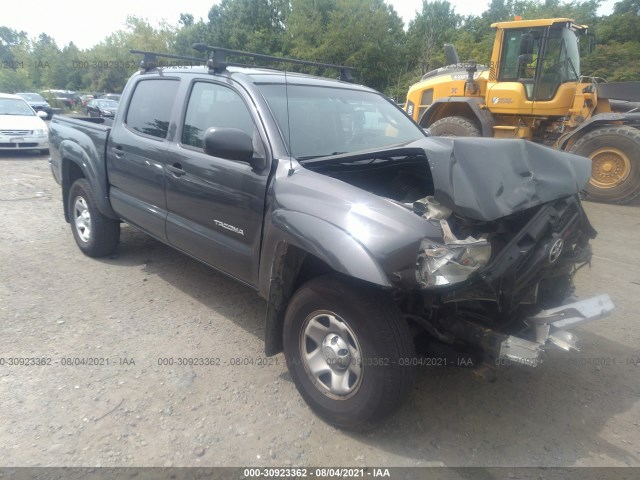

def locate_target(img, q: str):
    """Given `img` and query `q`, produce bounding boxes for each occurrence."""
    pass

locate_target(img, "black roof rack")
[130,50,206,72]
[129,46,354,82]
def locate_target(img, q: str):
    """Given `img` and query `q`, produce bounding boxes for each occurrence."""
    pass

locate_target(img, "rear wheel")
[68,179,120,257]
[283,274,415,428]
[570,126,640,204]
[429,116,481,137]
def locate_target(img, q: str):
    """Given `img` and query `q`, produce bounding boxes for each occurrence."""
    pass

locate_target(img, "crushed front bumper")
[498,294,615,366]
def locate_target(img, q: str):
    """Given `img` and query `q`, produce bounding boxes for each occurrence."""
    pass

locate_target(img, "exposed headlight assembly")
[416,219,491,287]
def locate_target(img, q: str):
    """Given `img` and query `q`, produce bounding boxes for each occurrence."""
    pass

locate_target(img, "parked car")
[96,93,121,103]
[86,99,118,117]
[41,90,81,109]
[0,93,49,154]
[48,48,614,428]
[15,92,53,119]
[79,94,95,107]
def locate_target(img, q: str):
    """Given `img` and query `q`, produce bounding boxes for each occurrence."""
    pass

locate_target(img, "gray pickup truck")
[49,47,614,428]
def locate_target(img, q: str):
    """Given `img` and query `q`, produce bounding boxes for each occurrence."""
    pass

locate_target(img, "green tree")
[286,0,406,94]
[0,27,31,92]
[583,40,640,81]
[207,0,289,54]
[597,0,640,43]
[407,1,463,74]
[30,33,60,89]
[174,18,214,57]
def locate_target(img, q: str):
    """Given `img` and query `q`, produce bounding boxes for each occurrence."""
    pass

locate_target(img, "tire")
[429,116,481,137]
[570,126,640,204]
[283,274,415,428]
[68,179,120,257]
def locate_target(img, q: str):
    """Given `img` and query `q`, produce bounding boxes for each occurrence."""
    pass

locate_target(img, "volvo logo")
[549,238,564,264]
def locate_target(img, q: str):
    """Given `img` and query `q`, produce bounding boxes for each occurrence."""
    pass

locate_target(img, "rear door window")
[126,79,180,139]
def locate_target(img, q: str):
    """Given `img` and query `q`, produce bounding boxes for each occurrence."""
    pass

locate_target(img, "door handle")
[167,163,186,177]
[113,146,125,158]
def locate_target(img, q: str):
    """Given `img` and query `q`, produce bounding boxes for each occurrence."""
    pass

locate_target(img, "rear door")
[107,78,180,240]
[164,79,270,286]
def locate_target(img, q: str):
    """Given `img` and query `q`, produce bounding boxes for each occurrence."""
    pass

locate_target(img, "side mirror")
[443,43,460,66]
[519,32,534,56]
[203,127,265,169]
[37,111,48,119]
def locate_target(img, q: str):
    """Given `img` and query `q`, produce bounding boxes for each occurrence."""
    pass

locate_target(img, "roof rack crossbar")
[191,44,354,82]
[130,50,206,73]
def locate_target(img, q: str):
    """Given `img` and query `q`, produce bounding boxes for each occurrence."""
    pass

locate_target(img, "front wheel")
[68,179,120,257]
[283,274,415,428]
[570,126,640,204]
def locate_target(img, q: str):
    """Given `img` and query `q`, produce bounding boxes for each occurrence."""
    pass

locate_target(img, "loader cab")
[489,19,585,115]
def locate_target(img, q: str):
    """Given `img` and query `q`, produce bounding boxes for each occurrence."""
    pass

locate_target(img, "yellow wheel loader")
[405,18,640,204]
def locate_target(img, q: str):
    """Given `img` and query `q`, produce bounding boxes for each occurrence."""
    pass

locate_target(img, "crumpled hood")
[419,137,592,221]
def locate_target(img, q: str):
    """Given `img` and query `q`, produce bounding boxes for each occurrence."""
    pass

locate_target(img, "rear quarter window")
[125,79,180,139]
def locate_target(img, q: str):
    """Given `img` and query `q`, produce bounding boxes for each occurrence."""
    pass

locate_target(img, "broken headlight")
[416,219,491,287]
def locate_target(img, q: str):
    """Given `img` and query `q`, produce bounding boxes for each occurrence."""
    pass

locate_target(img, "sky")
[2,0,619,50]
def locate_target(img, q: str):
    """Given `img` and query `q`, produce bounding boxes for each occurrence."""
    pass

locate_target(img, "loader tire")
[570,126,640,204]
[429,116,481,137]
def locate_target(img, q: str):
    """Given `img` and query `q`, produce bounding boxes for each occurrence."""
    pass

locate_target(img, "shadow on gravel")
[96,224,266,340]
[346,329,639,466]
[93,226,638,467]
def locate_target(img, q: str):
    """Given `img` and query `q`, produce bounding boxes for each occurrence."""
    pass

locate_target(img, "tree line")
[1,0,638,103]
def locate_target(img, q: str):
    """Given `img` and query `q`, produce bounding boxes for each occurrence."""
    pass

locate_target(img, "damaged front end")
[303,136,614,368]
[410,193,614,367]
[403,138,615,367]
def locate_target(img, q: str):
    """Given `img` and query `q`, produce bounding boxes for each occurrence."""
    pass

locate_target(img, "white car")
[0,93,49,154]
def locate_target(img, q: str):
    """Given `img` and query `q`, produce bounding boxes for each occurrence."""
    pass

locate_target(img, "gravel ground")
[0,151,639,469]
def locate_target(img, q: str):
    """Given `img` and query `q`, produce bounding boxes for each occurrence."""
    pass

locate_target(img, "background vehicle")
[86,99,118,117]
[0,93,49,154]
[41,89,81,109]
[96,93,121,103]
[48,47,613,428]
[79,94,95,107]
[15,92,53,119]
[405,18,640,204]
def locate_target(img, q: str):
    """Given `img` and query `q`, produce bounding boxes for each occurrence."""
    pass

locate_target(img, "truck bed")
[49,116,111,187]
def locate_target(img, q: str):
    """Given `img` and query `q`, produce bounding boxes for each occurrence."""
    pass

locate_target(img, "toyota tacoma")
[48,47,614,428]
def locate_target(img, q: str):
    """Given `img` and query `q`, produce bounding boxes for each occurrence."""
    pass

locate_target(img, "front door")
[164,80,270,286]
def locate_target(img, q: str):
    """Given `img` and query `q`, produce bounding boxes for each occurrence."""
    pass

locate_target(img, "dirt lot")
[0,151,639,468]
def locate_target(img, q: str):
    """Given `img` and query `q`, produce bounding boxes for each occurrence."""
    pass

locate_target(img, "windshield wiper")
[297,152,346,161]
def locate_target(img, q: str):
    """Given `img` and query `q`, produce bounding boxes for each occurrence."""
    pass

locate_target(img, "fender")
[557,112,640,150]
[260,209,391,295]
[260,210,392,356]
[420,97,495,137]
[59,139,118,221]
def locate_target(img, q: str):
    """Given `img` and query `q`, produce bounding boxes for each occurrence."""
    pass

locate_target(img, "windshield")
[0,98,36,116]
[17,93,45,102]
[98,100,118,108]
[256,84,425,159]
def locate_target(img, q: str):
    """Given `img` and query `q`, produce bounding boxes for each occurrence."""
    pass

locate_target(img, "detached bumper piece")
[499,294,615,366]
